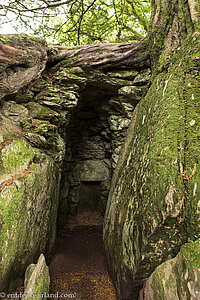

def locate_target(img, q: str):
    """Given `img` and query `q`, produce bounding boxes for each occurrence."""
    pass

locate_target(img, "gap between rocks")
[49,212,116,300]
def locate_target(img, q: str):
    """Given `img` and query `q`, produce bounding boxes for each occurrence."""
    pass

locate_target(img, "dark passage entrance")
[49,212,116,300]
[78,182,100,212]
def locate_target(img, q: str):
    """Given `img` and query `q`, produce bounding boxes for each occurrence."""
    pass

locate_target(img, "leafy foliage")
[0,0,151,45]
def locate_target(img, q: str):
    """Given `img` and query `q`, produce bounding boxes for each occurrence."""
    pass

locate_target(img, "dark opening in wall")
[78,181,100,212]
[57,67,150,227]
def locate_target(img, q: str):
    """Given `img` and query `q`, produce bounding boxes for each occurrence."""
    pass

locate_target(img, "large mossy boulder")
[139,239,200,300]
[103,32,200,299]
[0,102,63,291]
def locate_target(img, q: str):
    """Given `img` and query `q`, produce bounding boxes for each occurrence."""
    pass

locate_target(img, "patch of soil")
[49,212,116,300]
[66,211,104,228]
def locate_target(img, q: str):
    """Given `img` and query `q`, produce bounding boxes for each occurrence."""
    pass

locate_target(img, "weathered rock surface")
[24,254,50,299]
[0,34,47,100]
[139,239,200,300]
[0,71,65,290]
[103,32,200,299]
[0,127,61,290]
[73,160,110,182]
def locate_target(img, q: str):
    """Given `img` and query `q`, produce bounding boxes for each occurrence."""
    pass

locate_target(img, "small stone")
[56,68,87,90]
[26,102,60,120]
[133,69,151,85]
[4,101,29,120]
[67,66,84,75]
[118,85,147,101]
[24,254,50,299]
[40,101,62,109]
[34,122,57,137]
[107,69,139,80]
[25,132,47,148]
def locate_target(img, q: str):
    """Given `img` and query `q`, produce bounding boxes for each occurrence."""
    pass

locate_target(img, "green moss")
[34,273,50,300]
[61,57,78,67]
[104,30,200,298]
[26,102,59,121]
[34,121,57,137]
[0,179,29,289]
[0,140,34,176]
[0,35,11,44]
[20,118,33,131]
[152,273,165,299]
[0,143,60,291]
[181,239,200,281]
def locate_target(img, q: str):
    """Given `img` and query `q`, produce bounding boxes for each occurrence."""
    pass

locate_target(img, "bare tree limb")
[126,0,148,31]
[48,39,150,69]
[0,34,150,101]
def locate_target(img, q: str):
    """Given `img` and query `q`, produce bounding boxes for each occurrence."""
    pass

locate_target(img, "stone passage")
[49,212,116,300]
[0,33,150,290]
[58,67,151,224]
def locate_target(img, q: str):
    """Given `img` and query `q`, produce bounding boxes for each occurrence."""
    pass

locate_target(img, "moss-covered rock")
[0,137,61,291]
[24,254,50,300]
[118,85,147,101]
[55,67,87,91]
[133,69,151,85]
[25,132,48,148]
[107,70,139,80]
[26,102,60,121]
[3,102,29,121]
[83,69,139,92]
[103,32,200,299]
[139,239,200,300]
[0,101,63,291]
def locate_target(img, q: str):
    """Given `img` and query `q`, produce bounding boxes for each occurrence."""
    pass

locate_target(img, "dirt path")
[49,212,116,300]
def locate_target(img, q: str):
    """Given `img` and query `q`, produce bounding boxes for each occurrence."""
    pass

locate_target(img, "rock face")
[24,254,50,299]
[0,34,47,100]
[139,239,200,300]
[0,36,65,291]
[103,31,200,299]
[0,102,62,291]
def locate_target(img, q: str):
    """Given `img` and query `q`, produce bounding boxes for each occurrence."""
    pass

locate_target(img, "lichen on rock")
[0,86,64,291]
[24,254,50,300]
[103,32,200,299]
[139,239,200,300]
[0,139,61,290]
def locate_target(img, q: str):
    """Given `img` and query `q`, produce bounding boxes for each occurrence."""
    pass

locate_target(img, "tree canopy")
[0,0,151,45]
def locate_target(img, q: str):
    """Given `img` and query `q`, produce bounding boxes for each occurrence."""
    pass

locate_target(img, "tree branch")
[48,39,150,69]
[126,0,148,31]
